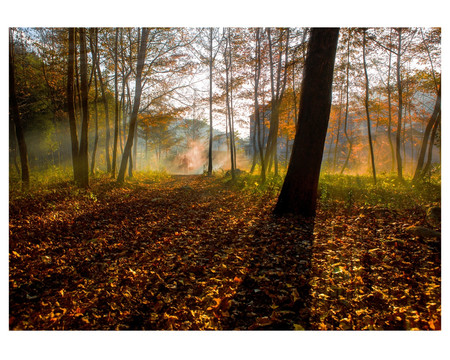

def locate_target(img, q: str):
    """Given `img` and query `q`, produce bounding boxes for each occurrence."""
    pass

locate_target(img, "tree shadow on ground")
[10,175,315,330]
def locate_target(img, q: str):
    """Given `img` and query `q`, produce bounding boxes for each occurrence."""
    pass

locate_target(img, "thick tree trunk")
[117,28,149,184]
[274,28,339,217]
[9,31,30,190]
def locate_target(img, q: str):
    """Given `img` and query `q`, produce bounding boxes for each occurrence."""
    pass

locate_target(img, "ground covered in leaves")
[9,174,440,330]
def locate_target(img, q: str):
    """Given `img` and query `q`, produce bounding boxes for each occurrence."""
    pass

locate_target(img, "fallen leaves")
[9,175,440,330]
[310,204,441,330]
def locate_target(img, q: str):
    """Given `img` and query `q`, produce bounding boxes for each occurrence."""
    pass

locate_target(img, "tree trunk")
[67,28,81,183]
[274,28,339,217]
[91,49,99,175]
[224,29,236,181]
[94,30,112,173]
[422,115,440,178]
[413,87,440,181]
[333,88,343,172]
[208,28,214,175]
[386,31,395,173]
[112,28,119,178]
[9,119,20,175]
[254,29,265,180]
[262,28,290,181]
[363,29,376,184]
[78,28,90,188]
[133,117,138,172]
[341,30,352,175]
[395,28,403,181]
[9,30,30,190]
[89,29,99,175]
[117,28,149,184]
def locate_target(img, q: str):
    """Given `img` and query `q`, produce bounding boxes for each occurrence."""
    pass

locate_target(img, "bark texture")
[274,28,339,217]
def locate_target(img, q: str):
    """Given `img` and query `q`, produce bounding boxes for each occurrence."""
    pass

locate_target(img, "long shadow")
[9,176,315,330]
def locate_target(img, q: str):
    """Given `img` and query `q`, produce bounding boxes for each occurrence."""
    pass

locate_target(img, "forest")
[9,27,441,332]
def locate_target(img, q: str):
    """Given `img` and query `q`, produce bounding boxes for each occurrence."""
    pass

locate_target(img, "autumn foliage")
[9,173,440,330]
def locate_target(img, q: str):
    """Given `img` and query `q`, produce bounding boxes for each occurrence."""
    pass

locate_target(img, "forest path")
[9,174,314,330]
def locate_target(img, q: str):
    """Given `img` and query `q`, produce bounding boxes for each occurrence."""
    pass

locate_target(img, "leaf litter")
[9,175,440,330]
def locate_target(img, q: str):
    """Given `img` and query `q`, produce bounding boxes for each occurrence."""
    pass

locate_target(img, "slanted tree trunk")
[422,115,440,178]
[117,28,149,184]
[413,87,441,181]
[9,29,30,190]
[274,28,339,217]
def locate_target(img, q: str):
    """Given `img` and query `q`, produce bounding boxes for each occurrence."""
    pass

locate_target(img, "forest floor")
[9,174,441,330]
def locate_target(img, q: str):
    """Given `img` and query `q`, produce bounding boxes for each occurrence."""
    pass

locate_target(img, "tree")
[117,28,149,183]
[395,28,404,180]
[413,86,441,181]
[224,28,237,180]
[78,28,90,188]
[340,29,353,175]
[208,28,214,175]
[362,28,377,184]
[112,28,120,178]
[274,28,339,217]
[261,28,290,181]
[89,28,100,175]
[9,29,30,190]
[94,29,112,173]
[66,28,82,184]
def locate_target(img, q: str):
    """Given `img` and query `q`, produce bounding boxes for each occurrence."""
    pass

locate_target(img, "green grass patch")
[318,173,440,210]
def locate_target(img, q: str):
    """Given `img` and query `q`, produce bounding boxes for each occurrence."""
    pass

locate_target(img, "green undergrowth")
[219,169,440,212]
[10,166,440,213]
[8,167,173,202]
[318,174,440,211]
